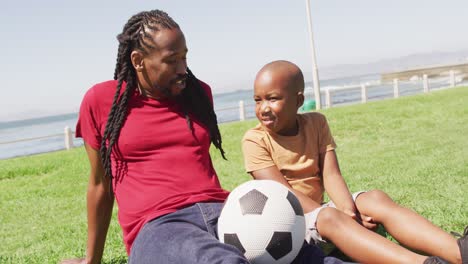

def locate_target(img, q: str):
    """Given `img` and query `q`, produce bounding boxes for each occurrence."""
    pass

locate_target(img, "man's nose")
[176,60,187,75]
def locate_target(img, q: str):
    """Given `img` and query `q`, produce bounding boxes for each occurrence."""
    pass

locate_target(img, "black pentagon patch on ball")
[224,233,246,254]
[287,191,303,216]
[266,231,292,260]
[239,189,268,215]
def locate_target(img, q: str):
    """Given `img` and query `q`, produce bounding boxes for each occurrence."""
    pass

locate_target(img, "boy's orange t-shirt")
[242,112,336,204]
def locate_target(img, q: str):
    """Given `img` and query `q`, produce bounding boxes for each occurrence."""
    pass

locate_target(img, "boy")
[242,60,467,264]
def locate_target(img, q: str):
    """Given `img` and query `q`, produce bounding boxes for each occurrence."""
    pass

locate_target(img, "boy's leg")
[355,190,461,264]
[316,206,429,264]
[129,203,249,264]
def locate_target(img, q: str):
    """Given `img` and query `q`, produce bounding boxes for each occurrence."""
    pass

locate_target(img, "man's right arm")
[61,143,114,264]
[84,143,114,264]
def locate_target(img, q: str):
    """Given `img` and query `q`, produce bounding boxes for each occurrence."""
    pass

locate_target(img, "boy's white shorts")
[305,191,366,246]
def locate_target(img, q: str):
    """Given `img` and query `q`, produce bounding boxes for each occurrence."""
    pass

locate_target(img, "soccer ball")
[217,180,305,264]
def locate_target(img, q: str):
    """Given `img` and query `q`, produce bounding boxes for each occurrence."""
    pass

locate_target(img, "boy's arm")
[320,149,357,219]
[250,166,321,213]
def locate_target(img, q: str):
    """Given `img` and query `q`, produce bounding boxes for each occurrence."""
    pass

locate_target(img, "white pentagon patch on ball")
[217,180,305,264]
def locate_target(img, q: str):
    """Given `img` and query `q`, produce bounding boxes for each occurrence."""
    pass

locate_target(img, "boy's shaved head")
[253,60,305,136]
[255,60,304,93]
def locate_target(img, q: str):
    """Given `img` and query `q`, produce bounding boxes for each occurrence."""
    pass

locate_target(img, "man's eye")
[167,56,187,64]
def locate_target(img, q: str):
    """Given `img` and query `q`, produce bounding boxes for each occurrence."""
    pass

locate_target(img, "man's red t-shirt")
[76,80,229,254]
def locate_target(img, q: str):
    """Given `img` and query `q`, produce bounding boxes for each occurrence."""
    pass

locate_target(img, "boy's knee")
[357,189,394,206]
[317,207,345,228]
[364,189,393,203]
[356,190,399,219]
[315,207,353,240]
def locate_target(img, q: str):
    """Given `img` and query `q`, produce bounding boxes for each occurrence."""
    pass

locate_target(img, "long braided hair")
[100,10,225,194]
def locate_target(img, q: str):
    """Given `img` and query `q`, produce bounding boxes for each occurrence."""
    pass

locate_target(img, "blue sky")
[1,0,467,121]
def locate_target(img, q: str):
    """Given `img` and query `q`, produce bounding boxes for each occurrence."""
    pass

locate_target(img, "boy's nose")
[260,102,271,113]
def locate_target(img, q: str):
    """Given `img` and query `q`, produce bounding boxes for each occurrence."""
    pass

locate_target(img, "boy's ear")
[297,92,305,108]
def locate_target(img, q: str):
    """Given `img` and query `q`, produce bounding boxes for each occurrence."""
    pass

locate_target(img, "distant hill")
[316,49,468,80]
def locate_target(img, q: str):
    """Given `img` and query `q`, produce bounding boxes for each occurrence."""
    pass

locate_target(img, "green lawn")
[1,87,467,263]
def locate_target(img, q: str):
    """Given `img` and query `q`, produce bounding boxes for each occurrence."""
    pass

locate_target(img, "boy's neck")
[273,118,300,137]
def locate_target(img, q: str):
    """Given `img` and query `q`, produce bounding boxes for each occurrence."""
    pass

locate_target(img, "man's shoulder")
[198,79,210,90]
[80,80,120,111]
[86,80,119,97]
[83,80,119,102]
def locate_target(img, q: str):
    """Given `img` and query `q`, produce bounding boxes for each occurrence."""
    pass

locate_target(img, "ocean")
[0,73,460,160]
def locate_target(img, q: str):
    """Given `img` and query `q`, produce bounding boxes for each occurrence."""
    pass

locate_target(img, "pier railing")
[320,71,462,108]
[1,72,466,154]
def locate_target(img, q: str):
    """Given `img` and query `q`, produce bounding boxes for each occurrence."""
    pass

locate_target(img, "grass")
[1,87,467,263]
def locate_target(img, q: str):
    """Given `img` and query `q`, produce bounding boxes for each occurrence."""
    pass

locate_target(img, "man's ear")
[131,51,144,72]
[297,92,305,108]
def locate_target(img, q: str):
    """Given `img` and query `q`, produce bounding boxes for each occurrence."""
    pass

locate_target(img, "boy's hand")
[342,206,378,230]
[340,203,359,221]
[359,213,378,230]
[343,207,358,221]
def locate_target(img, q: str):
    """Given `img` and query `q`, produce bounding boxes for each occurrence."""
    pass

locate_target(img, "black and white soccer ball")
[217,180,305,264]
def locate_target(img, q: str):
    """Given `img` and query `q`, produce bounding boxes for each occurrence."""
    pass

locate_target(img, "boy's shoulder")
[300,111,326,121]
[299,112,328,126]
[242,123,268,143]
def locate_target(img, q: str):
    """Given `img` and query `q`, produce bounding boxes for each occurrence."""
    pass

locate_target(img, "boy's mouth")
[261,118,274,127]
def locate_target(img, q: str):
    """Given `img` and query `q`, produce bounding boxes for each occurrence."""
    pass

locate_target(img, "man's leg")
[129,203,248,264]
[292,242,355,264]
